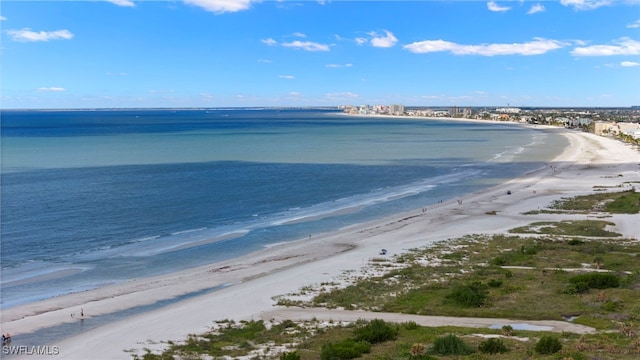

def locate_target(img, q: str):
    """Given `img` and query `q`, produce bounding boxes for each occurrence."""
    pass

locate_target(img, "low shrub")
[520,244,539,255]
[567,352,588,360]
[567,239,585,246]
[534,335,562,354]
[403,321,419,330]
[569,273,620,290]
[478,338,509,354]
[487,279,503,288]
[353,319,397,344]
[602,301,621,312]
[279,351,300,360]
[446,282,488,307]
[491,256,508,266]
[501,325,513,336]
[502,269,513,279]
[564,282,591,295]
[279,319,297,329]
[430,334,474,356]
[320,339,371,360]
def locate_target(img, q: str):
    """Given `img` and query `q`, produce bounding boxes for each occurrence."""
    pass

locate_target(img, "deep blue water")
[0,109,567,307]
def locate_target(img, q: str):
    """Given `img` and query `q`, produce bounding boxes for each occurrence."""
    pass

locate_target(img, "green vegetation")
[131,319,312,359]
[478,338,509,354]
[318,319,398,360]
[445,281,488,307]
[534,335,563,354]
[292,233,638,326]
[430,334,474,356]
[549,189,640,214]
[568,273,620,293]
[280,351,301,360]
[353,319,398,344]
[501,325,514,336]
[605,190,640,213]
[320,339,371,360]
[509,220,621,237]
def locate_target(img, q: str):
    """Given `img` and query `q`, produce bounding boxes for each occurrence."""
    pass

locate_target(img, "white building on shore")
[496,107,521,114]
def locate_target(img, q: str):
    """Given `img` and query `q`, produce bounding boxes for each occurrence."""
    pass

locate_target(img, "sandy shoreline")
[2,127,639,359]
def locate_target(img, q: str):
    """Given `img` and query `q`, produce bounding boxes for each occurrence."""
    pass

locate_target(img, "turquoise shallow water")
[0,109,567,308]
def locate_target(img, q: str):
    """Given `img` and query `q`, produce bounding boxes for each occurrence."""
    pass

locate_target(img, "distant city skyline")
[2,0,640,109]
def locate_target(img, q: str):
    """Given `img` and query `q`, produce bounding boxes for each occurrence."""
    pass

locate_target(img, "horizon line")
[2,105,639,111]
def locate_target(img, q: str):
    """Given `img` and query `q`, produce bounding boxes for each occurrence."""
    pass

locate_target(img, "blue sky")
[2,0,639,108]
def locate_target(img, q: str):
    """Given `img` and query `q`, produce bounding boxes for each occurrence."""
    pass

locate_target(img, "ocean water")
[0,109,567,308]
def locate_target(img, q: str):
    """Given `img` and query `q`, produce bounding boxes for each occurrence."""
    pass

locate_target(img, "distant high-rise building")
[390,104,404,115]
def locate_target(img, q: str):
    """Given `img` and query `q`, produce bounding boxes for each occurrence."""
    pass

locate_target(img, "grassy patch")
[549,189,640,214]
[295,234,639,327]
[132,319,316,359]
[509,220,621,237]
[605,191,640,213]
[152,322,640,359]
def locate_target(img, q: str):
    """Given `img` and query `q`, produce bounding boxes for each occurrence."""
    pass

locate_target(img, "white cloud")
[528,3,545,14]
[278,75,295,79]
[627,20,640,28]
[487,1,510,12]
[326,63,353,68]
[7,28,74,42]
[38,87,66,92]
[292,32,306,38]
[355,37,367,45]
[183,0,254,14]
[106,0,136,7]
[571,38,640,56]
[404,38,567,56]
[369,30,397,48]
[262,38,277,46]
[560,0,612,10]
[281,40,330,51]
[621,61,640,67]
[257,59,271,63]
[0,16,7,21]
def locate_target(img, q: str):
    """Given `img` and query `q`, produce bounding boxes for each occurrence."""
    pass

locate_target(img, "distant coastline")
[339,106,640,148]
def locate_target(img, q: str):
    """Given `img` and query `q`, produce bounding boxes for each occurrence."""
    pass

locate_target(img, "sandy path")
[260,307,597,334]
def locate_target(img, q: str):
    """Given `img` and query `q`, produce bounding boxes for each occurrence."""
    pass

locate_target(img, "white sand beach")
[2,128,639,359]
